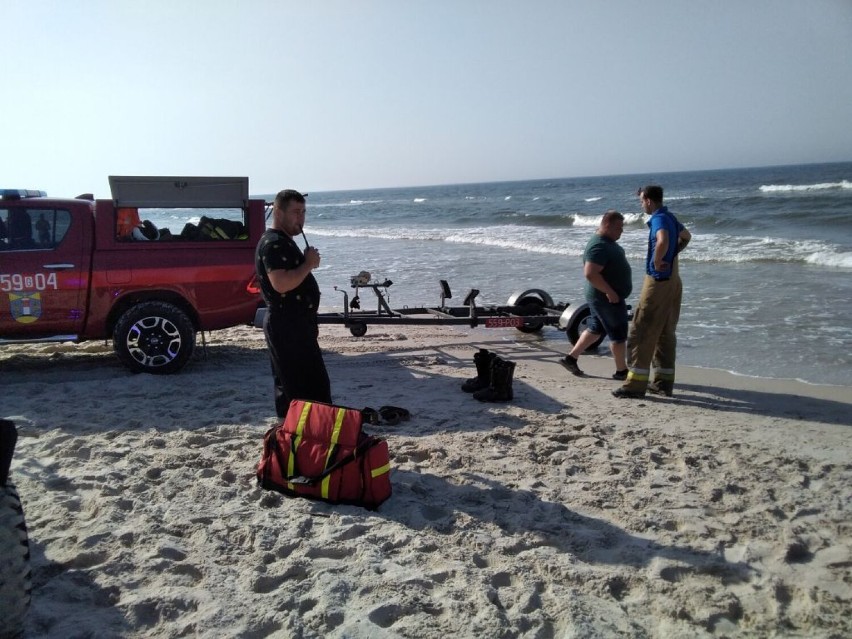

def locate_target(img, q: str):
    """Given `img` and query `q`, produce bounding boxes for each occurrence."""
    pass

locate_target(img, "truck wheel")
[349,321,368,337]
[566,305,605,351]
[114,302,195,374]
[0,482,31,638]
[514,296,546,333]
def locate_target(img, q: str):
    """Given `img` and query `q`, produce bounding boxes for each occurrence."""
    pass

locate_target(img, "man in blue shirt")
[613,185,691,398]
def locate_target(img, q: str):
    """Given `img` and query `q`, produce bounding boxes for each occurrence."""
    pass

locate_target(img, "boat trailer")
[254,273,604,348]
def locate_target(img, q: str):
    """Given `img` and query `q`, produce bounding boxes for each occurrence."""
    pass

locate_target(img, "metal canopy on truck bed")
[108,176,249,208]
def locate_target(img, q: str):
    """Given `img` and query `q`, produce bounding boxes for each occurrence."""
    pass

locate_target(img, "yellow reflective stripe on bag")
[371,463,390,478]
[287,402,313,490]
[321,408,347,499]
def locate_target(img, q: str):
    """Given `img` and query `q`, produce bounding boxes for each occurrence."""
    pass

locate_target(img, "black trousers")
[263,311,332,418]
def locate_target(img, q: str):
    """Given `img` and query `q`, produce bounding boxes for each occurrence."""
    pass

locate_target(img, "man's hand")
[304,246,321,269]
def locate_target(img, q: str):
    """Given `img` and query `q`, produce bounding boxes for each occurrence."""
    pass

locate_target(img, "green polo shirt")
[582,233,632,302]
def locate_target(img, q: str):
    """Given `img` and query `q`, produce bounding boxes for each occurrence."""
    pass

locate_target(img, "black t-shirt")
[255,229,321,314]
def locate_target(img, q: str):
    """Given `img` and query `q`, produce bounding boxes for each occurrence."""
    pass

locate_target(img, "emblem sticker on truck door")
[8,291,42,323]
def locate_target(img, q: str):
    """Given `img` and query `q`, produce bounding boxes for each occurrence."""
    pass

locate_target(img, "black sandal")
[361,407,381,425]
[378,405,411,425]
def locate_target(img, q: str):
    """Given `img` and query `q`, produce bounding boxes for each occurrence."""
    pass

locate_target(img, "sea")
[157,162,852,386]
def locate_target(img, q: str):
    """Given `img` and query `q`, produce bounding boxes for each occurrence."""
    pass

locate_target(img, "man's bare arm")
[677,227,692,253]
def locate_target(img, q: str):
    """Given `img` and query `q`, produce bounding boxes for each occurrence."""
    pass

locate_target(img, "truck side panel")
[81,199,264,338]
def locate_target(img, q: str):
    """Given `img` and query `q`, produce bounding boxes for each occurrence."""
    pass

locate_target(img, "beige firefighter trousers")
[623,271,683,392]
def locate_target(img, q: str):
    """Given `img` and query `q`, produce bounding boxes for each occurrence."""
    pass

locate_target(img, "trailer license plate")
[485,317,525,328]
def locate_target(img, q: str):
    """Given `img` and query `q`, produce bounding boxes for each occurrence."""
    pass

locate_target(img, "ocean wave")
[311,199,384,208]
[584,196,602,202]
[309,225,586,256]
[805,251,852,268]
[572,212,645,227]
[664,194,708,201]
[308,226,851,269]
[680,234,852,268]
[759,180,852,193]
[444,234,570,256]
[308,227,441,242]
[572,213,602,227]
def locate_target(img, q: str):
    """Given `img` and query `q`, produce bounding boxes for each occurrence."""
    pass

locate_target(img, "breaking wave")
[759,180,852,193]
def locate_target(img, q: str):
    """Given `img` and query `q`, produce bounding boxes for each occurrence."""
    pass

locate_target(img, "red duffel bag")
[256,400,392,509]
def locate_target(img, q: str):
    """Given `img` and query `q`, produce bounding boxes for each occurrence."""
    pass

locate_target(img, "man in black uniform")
[255,189,331,417]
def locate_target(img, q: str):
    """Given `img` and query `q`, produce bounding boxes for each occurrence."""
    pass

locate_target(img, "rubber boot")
[461,349,496,393]
[473,358,516,402]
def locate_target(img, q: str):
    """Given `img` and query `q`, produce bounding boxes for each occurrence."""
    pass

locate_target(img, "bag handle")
[287,436,381,485]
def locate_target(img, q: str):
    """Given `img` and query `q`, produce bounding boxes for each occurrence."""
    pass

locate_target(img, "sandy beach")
[2,324,850,638]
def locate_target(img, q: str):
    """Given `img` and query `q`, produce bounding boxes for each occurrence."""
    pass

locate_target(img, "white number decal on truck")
[0,273,59,292]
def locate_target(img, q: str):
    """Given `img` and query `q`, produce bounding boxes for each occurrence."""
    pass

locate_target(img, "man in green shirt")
[560,210,632,379]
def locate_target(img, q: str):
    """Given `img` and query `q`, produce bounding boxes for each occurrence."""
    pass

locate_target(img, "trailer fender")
[506,288,553,333]
[560,303,605,350]
[506,288,554,308]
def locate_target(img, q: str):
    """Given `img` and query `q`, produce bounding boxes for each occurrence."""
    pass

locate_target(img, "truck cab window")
[0,208,71,251]
[122,208,248,242]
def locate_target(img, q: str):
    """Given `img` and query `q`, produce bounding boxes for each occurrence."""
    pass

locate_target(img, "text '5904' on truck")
[0,176,265,374]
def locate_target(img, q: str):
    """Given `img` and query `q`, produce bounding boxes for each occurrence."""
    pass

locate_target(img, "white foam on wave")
[805,251,852,268]
[308,227,440,241]
[572,211,645,227]
[759,180,852,192]
[445,233,581,256]
[682,233,851,268]
[572,213,601,227]
[312,224,585,256]
[622,212,646,225]
[312,199,384,208]
[584,196,602,202]
[308,226,851,269]
[413,198,427,203]
[665,195,706,201]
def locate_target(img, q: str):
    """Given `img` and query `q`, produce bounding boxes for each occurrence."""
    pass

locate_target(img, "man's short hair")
[274,189,307,209]
[601,209,624,225]
[638,185,663,203]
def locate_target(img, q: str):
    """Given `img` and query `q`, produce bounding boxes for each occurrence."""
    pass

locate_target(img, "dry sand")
[2,324,850,638]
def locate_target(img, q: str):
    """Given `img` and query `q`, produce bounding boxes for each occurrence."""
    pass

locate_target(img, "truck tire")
[0,482,31,639]
[113,301,196,374]
[566,304,605,351]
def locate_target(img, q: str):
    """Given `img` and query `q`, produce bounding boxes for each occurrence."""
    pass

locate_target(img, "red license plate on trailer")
[485,317,525,328]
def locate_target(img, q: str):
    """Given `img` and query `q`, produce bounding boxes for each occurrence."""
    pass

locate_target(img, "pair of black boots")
[460,349,516,402]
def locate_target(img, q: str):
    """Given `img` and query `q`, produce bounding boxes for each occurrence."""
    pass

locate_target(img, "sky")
[3,0,851,197]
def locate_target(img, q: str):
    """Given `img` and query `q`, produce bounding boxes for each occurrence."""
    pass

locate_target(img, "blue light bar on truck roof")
[1,189,47,199]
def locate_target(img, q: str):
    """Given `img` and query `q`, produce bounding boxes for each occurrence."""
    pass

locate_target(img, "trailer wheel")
[0,482,31,638]
[114,301,196,374]
[349,321,368,337]
[515,297,546,333]
[566,304,605,350]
